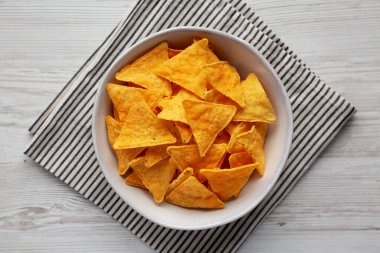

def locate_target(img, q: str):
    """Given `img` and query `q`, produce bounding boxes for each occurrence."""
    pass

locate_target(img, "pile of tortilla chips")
[105,38,276,209]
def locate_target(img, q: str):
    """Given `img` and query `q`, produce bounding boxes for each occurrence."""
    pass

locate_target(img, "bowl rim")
[92,26,293,230]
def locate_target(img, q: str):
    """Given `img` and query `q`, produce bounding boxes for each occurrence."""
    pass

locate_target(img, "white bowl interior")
[92,27,292,230]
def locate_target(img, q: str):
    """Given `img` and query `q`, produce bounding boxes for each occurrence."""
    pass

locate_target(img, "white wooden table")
[1,0,379,252]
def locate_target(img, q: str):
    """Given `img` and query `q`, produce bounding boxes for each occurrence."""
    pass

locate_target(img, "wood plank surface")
[0,0,379,252]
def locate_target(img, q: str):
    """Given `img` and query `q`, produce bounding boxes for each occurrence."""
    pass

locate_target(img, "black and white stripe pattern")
[25,0,356,252]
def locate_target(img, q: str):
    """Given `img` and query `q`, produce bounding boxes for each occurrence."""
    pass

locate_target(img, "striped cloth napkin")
[24,0,356,252]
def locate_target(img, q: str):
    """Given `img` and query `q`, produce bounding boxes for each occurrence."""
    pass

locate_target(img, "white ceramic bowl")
[92,27,293,230]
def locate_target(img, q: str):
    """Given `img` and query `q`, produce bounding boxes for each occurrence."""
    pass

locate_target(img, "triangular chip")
[129,157,177,203]
[205,89,237,106]
[233,73,275,123]
[154,38,219,98]
[165,176,224,209]
[183,100,236,156]
[229,152,254,168]
[145,145,170,168]
[253,122,269,144]
[235,124,267,176]
[105,115,122,144]
[203,61,245,107]
[157,89,200,124]
[117,148,145,175]
[115,42,171,96]
[167,144,227,182]
[168,48,182,58]
[113,106,120,121]
[199,163,258,201]
[105,116,144,175]
[166,167,194,196]
[174,122,192,144]
[113,101,177,149]
[225,121,240,135]
[157,96,170,109]
[219,153,230,169]
[106,83,163,121]
[214,130,230,144]
[227,122,253,153]
[124,172,146,189]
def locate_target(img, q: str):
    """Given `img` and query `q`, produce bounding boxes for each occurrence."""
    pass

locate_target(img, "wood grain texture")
[0,0,379,252]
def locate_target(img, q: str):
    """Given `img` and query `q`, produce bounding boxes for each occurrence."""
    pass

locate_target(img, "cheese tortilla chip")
[253,122,269,144]
[129,157,177,203]
[157,96,170,109]
[106,83,163,121]
[199,163,257,201]
[116,42,171,96]
[219,153,230,169]
[183,100,236,156]
[233,73,275,123]
[227,122,253,154]
[113,106,120,121]
[228,152,254,168]
[157,89,200,124]
[166,167,194,195]
[225,121,240,135]
[105,116,144,175]
[124,172,146,189]
[203,61,245,107]
[145,145,170,168]
[165,176,224,209]
[105,115,122,144]
[168,48,182,58]
[113,101,177,149]
[154,38,219,98]
[235,125,267,176]
[205,89,236,106]
[214,130,230,144]
[174,122,192,144]
[167,144,227,182]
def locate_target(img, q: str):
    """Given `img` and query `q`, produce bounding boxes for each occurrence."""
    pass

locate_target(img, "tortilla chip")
[106,83,163,122]
[105,115,122,144]
[227,122,253,154]
[113,101,177,149]
[233,73,275,123]
[253,122,269,144]
[174,122,192,144]
[113,106,120,121]
[183,100,236,156]
[225,121,240,135]
[235,125,266,176]
[214,130,230,144]
[168,48,182,58]
[118,148,146,175]
[105,116,144,175]
[220,153,230,169]
[171,83,182,96]
[228,152,254,168]
[203,61,245,107]
[157,89,200,124]
[145,145,170,168]
[165,176,224,209]
[124,172,146,189]
[115,42,171,96]
[166,167,194,196]
[154,38,219,98]
[199,163,257,201]
[157,96,170,109]
[205,89,237,106]
[129,157,177,203]
[167,144,227,182]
